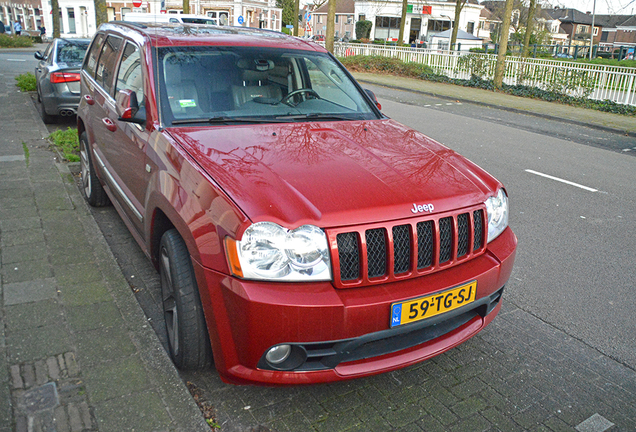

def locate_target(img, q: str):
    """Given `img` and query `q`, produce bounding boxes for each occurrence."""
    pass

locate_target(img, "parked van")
[123,13,218,25]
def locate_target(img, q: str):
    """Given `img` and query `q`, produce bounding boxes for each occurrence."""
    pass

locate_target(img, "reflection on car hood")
[167,119,501,227]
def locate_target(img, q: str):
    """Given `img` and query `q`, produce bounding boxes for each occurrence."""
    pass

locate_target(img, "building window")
[358,14,365,21]
[335,15,338,23]
[67,7,76,33]
[375,16,401,40]
[593,27,598,36]
[466,21,474,34]
[428,19,452,33]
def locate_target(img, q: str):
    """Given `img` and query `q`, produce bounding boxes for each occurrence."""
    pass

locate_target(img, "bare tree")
[397,0,408,45]
[93,0,107,28]
[325,0,336,52]
[494,0,514,88]
[522,0,538,57]
[451,0,468,50]
[294,0,299,36]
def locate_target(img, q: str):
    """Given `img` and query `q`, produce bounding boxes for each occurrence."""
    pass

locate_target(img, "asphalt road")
[7,50,635,430]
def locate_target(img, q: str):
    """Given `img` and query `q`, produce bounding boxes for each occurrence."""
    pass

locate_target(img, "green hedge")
[0,34,34,48]
[339,55,636,116]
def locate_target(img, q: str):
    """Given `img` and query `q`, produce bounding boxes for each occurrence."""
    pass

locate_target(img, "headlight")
[226,222,332,281]
[485,189,509,243]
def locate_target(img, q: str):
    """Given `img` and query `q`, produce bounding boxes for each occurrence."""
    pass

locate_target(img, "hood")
[167,119,501,228]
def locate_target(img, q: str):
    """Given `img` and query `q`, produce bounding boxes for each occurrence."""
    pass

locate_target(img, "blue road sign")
[238,15,244,25]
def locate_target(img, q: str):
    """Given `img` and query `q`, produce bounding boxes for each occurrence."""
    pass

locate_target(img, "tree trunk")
[493,0,514,89]
[183,0,190,14]
[293,0,299,36]
[521,0,537,57]
[450,0,466,51]
[397,0,407,45]
[52,0,61,37]
[325,0,336,53]
[93,0,107,29]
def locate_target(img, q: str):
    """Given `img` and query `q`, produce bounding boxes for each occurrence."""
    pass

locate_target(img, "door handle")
[83,94,95,105]
[102,118,117,132]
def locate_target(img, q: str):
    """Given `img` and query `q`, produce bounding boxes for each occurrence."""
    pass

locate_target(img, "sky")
[548,0,636,15]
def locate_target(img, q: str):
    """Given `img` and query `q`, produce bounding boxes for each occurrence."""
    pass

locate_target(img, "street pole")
[441,14,452,52]
[589,0,596,60]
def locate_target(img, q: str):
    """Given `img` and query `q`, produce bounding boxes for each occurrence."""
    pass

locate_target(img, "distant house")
[309,0,355,40]
[545,7,602,54]
[596,15,636,53]
[477,6,500,42]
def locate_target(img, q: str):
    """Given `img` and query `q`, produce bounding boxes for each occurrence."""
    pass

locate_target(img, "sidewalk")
[352,72,636,136]
[0,73,209,430]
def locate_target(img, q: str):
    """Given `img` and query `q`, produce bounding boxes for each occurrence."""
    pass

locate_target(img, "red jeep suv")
[77,22,516,385]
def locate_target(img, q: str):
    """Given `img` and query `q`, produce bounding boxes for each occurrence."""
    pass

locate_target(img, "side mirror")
[116,89,145,124]
[365,89,382,111]
[34,51,44,60]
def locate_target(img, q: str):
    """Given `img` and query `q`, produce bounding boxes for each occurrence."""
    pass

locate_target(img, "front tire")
[79,132,110,207]
[160,229,212,370]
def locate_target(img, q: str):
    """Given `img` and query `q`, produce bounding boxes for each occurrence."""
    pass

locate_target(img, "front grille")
[332,207,486,287]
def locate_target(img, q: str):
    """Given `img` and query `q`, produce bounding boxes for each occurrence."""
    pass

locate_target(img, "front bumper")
[195,226,516,385]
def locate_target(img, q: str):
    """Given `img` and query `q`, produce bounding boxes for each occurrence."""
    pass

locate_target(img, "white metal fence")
[333,43,636,106]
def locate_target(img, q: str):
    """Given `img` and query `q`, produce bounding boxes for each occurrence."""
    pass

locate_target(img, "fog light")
[266,345,291,365]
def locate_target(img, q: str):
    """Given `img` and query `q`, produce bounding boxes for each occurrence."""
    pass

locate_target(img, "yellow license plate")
[390,281,477,327]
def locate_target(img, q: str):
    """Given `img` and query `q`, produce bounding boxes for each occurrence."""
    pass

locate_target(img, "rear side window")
[96,35,123,96]
[83,33,105,77]
[57,41,89,64]
[115,42,144,107]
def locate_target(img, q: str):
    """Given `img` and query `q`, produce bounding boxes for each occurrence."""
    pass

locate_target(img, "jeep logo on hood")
[411,203,434,214]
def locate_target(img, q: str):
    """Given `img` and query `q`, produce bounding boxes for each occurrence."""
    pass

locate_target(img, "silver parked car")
[34,38,90,123]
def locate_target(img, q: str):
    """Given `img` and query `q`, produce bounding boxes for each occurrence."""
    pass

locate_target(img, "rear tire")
[37,89,56,124]
[79,132,110,207]
[160,229,212,370]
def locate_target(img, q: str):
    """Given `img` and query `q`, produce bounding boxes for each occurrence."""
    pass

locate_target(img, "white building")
[354,0,483,44]
[34,0,280,39]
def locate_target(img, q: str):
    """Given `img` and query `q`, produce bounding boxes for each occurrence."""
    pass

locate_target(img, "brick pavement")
[0,62,209,431]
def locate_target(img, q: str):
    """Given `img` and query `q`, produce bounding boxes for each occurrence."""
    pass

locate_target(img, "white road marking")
[6,59,27,62]
[525,169,598,192]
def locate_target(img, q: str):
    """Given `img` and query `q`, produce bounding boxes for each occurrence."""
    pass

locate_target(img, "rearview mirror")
[116,89,145,125]
[34,51,44,60]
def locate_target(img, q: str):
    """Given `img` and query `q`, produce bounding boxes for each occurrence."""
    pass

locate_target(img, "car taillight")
[50,72,81,84]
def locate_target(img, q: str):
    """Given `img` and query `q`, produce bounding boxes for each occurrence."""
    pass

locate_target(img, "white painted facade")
[36,0,280,39]
[354,0,483,44]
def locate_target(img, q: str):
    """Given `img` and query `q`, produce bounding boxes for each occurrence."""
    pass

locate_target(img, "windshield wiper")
[274,113,355,122]
[171,116,290,125]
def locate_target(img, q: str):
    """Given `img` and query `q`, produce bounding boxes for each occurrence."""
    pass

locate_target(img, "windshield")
[157,45,379,125]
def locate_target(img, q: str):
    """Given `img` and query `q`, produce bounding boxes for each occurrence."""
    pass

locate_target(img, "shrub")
[0,34,34,48]
[355,20,372,40]
[15,72,36,92]
[339,55,436,78]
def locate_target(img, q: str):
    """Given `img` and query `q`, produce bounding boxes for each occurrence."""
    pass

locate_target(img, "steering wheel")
[280,88,320,106]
